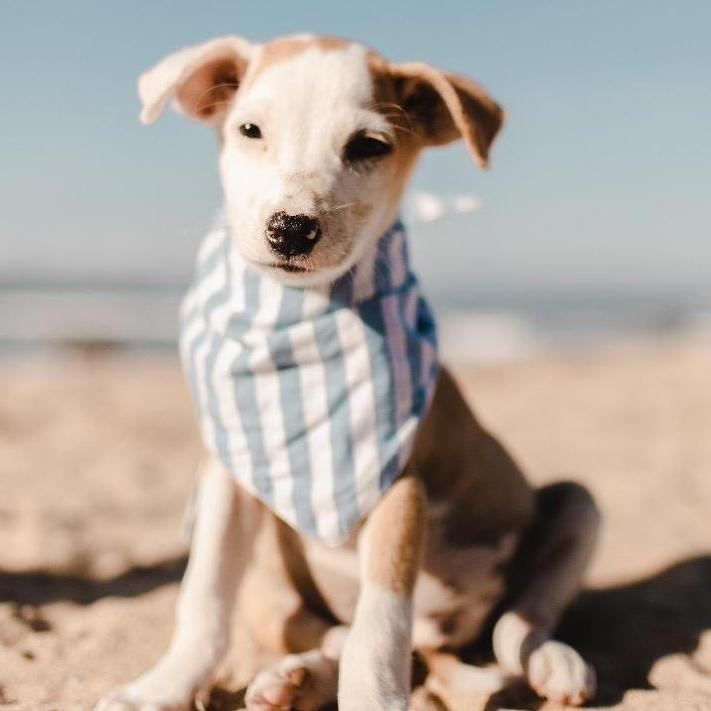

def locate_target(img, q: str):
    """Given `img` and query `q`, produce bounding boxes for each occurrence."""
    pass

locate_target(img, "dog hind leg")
[492,481,600,706]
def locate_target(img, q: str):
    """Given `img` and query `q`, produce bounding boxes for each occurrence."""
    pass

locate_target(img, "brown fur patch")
[248,35,352,83]
[364,475,427,595]
[410,368,535,547]
[370,58,504,168]
[313,35,350,52]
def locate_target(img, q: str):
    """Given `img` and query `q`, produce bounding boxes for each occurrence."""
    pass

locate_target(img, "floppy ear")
[138,36,253,125]
[389,62,504,168]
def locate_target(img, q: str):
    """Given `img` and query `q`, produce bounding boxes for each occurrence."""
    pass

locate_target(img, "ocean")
[2,281,709,364]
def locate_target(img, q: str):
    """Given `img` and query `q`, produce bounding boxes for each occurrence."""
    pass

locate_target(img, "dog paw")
[246,660,309,711]
[526,640,596,706]
[245,652,338,711]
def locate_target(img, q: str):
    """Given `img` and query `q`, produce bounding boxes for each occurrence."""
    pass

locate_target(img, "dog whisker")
[371,102,416,133]
[375,115,417,138]
[191,83,240,115]
[386,123,418,138]
[192,99,233,115]
[325,203,358,214]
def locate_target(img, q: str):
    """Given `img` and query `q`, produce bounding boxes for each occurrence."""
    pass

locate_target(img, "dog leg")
[96,458,261,711]
[492,482,600,706]
[339,475,427,711]
[244,479,428,711]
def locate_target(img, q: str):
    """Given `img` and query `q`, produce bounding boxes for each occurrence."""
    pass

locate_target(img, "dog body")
[243,365,535,650]
[97,34,600,711]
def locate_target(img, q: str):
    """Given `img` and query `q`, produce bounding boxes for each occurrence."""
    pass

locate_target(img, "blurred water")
[2,282,709,363]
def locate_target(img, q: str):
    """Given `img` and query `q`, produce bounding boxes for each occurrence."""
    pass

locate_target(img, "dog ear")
[388,62,504,168]
[138,36,253,125]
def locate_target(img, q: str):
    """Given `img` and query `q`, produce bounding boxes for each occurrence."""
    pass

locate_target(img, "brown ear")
[138,36,253,125]
[389,62,504,167]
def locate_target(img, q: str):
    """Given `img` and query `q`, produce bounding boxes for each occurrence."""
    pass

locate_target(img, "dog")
[96,33,600,711]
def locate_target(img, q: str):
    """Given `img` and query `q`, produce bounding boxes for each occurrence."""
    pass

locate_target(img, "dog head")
[139,34,503,285]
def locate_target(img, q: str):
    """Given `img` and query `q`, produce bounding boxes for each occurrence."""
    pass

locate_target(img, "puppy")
[97,33,600,711]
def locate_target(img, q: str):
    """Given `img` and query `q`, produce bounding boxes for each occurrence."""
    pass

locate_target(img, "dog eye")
[344,133,392,162]
[239,123,262,139]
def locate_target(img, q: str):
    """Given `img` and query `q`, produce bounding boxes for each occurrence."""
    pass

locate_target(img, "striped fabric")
[179,216,438,546]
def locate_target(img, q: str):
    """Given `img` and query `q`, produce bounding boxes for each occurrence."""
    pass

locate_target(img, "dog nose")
[266,212,321,257]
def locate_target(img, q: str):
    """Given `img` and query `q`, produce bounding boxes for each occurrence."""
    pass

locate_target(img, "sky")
[1,1,710,300]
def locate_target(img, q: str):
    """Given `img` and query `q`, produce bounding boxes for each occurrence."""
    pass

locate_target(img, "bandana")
[180,217,438,546]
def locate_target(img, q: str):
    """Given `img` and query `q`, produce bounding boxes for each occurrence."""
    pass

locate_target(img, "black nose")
[266,212,321,258]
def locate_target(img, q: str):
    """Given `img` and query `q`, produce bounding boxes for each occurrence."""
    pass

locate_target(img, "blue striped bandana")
[180,218,438,546]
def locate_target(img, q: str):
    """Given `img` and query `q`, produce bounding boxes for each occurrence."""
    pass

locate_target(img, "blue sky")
[1,1,709,298]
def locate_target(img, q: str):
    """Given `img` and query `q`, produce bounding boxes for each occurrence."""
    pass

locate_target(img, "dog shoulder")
[409,366,536,544]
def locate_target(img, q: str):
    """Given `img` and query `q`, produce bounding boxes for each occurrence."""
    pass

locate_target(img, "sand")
[0,345,709,710]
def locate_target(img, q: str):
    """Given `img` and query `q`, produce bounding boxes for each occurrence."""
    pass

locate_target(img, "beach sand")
[1,345,709,710]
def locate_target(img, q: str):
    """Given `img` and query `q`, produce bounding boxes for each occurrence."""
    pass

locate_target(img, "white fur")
[339,583,413,711]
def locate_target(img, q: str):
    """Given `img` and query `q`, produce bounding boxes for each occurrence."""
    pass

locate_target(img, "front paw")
[246,652,338,711]
[246,662,309,711]
[526,640,596,706]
